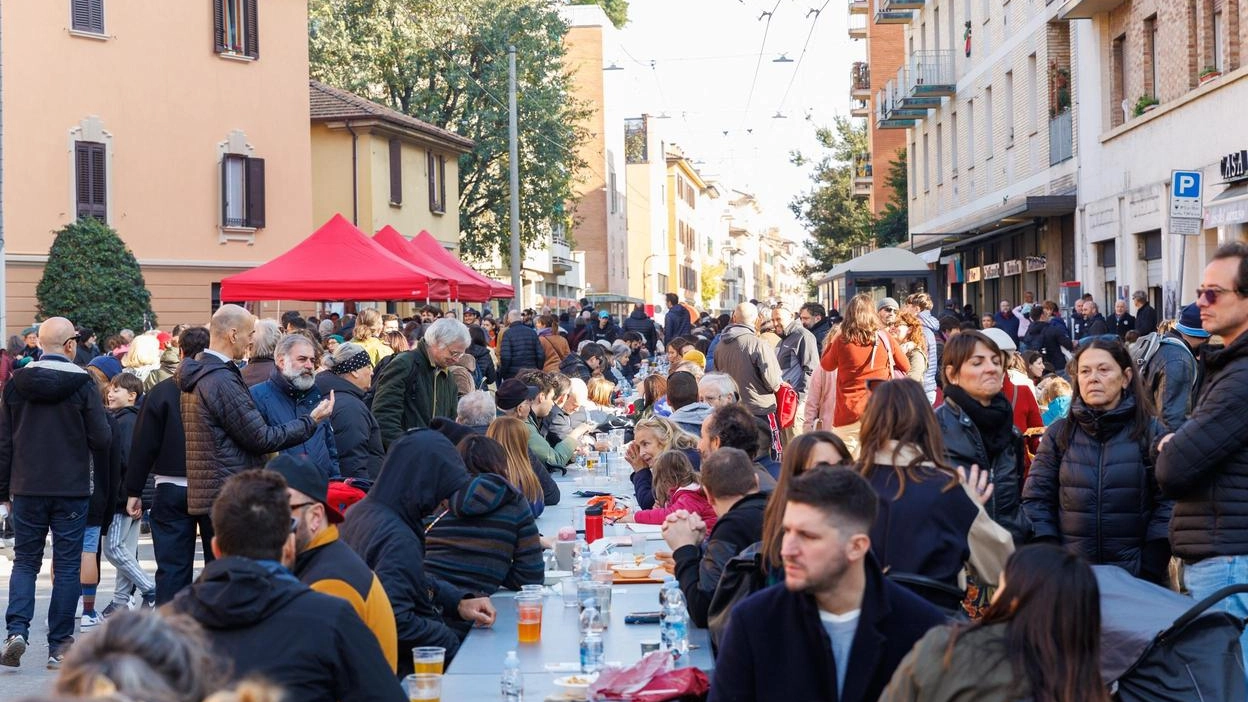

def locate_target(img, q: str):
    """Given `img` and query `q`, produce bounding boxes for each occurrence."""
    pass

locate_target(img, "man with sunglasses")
[1,317,111,669]
[1157,241,1248,676]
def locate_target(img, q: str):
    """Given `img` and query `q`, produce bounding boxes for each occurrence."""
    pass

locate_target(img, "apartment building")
[851,0,908,213]
[886,0,1079,311]
[1064,0,1248,318]
[2,0,313,333]
[665,146,717,306]
[624,114,672,307]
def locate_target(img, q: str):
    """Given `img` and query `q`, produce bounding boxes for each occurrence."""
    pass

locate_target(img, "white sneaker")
[80,612,101,632]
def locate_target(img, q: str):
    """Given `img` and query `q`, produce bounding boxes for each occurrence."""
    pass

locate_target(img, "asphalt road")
[0,533,176,700]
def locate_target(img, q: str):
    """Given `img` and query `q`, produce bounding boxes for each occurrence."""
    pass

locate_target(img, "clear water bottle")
[500,650,524,701]
[660,586,689,662]
[574,540,592,581]
[579,601,605,673]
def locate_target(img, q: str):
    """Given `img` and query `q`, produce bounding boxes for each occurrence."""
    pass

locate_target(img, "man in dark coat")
[663,292,692,343]
[176,305,332,517]
[1156,242,1248,672]
[498,309,545,380]
[1133,290,1159,336]
[666,448,767,627]
[250,334,339,477]
[622,303,657,355]
[168,470,403,702]
[800,302,834,349]
[125,326,213,604]
[0,317,111,668]
[710,466,943,702]
[587,310,620,345]
[314,344,384,480]
[991,300,1021,344]
[371,318,468,448]
[1111,299,1136,339]
[339,430,496,676]
[1142,303,1210,433]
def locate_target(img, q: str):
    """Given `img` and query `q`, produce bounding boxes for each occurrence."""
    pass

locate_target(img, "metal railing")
[1049,109,1073,165]
[910,50,955,88]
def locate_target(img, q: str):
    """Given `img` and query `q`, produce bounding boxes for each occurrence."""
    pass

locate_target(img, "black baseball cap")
[266,454,344,523]
[496,378,540,411]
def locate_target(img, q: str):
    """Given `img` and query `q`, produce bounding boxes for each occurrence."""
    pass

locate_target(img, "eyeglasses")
[1196,287,1243,304]
[1076,334,1121,348]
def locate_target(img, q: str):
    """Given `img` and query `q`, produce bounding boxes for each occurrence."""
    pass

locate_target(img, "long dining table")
[440,470,716,699]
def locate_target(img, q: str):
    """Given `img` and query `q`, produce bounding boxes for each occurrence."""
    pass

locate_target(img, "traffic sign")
[1170,217,1201,236]
[1170,170,1203,219]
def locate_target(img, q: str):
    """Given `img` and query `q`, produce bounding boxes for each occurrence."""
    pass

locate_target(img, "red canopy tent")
[219,214,452,302]
[372,226,493,302]
[409,230,514,300]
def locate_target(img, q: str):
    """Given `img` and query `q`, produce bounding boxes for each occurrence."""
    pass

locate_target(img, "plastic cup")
[589,581,612,624]
[520,584,545,597]
[404,673,441,702]
[516,593,543,643]
[411,646,445,675]
[631,533,648,559]
[561,577,580,607]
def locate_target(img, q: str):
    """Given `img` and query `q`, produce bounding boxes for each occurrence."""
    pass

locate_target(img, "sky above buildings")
[610,0,854,241]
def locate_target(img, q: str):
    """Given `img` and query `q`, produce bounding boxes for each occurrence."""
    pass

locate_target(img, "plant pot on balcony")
[1142,104,1159,114]
[1200,71,1221,85]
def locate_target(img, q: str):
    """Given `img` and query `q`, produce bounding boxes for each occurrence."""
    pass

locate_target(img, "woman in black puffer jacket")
[1022,338,1173,583]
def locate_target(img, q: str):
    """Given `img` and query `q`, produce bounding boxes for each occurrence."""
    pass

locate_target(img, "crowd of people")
[0,240,1246,701]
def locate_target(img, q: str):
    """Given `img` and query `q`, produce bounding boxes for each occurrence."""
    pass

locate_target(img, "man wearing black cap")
[267,455,398,673]
[72,326,101,367]
[463,308,481,327]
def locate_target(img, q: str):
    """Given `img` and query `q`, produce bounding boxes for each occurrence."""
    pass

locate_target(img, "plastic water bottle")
[579,602,605,673]
[500,650,524,701]
[574,539,592,581]
[660,586,689,662]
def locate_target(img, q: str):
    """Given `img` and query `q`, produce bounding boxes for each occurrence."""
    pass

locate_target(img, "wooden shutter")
[213,0,226,52]
[244,0,259,58]
[75,142,106,221]
[437,155,446,212]
[389,138,402,205]
[244,157,265,228]
[220,155,230,226]
[72,0,104,33]
[427,151,437,211]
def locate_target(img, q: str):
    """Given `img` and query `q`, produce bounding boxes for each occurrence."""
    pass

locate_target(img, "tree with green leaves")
[789,117,876,282]
[36,218,155,339]
[308,0,592,260]
[700,262,725,309]
[874,148,908,248]
[570,0,628,28]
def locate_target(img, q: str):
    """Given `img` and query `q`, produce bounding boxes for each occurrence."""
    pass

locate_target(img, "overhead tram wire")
[775,0,832,115]
[739,0,783,130]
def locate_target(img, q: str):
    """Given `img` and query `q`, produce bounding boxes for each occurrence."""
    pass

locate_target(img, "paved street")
[0,535,176,700]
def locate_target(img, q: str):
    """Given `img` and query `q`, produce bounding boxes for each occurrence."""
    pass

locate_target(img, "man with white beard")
[251,334,341,477]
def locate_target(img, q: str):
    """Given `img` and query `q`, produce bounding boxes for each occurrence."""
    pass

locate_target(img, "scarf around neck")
[945,384,1015,459]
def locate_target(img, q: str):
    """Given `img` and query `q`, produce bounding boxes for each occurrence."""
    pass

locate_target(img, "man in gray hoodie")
[712,303,783,419]
[666,371,712,437]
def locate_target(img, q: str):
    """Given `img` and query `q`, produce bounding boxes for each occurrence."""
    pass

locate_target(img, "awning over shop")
[1205,182,1248,227]
[373,226,493,302]
[408,231,515,300]
[219,214,450,302]
[911,195,1076,249]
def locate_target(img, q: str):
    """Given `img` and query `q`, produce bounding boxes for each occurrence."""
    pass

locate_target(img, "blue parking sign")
[1170,170,1203,218]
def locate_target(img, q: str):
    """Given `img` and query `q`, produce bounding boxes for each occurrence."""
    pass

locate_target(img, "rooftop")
[309,80,475,152]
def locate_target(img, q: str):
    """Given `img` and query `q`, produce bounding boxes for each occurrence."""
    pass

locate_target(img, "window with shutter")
[428,151,446,214]
[245,157,265,228]
[75,141,107,222]
[389,138,403,205]
[221,154,265,230]
[71,0,105,34]
[215,0,258,58]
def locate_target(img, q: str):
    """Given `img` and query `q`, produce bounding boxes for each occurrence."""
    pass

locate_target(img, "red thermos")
[584,504,604,544]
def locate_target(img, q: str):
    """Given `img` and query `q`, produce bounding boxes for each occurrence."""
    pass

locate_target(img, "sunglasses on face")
[1196,287,1243,304]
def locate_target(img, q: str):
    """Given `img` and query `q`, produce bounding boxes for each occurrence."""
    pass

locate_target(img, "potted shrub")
[1200,65,1221,84]
[1132,94,1160,117]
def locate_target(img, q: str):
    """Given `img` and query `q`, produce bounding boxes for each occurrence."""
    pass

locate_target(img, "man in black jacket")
[799,302,833,348]
[498,309,544,380]
[664,448,766,627]
[339,430,496,675]
[1134,290,1159,336]
[169,470,403,702]
[177,305,334,517]
[710,467,943,702]
[125,326,211,605]
[1157,241,1248,674]
[1111,299,1136,339]
[622,303,657,355]
[663,292,692,343]
[0,317,112,669]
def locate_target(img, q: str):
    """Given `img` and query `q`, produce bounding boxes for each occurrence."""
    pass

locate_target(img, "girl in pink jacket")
[621,451,718,531]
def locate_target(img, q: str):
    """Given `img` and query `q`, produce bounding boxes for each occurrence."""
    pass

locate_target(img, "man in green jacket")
[373,319,469,448]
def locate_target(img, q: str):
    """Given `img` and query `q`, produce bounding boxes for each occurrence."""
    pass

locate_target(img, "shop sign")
[1003,259,1022,276]
[983,263,1001,280]
[967,266,982,283]
[1025,255,1047,272]
[1222,150,1248,183]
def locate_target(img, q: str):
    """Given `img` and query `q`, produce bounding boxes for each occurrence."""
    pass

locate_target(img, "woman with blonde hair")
[487,416,557,516]
[382,330,409,356]
[894,311,929,386]
[621,415,700,510]
[352,308,392,366]
[586,376,617,412]
[122,334,167,392]
[819,293,910,454]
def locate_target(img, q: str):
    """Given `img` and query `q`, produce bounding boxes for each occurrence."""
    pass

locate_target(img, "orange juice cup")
[411,646,445,675]
[516,593,543,643]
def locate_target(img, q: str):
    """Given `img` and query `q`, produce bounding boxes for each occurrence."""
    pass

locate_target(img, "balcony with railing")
[885,0,925,9]
[876,81,918,129]
[551,235,574,273]
[908,50,956,98]
[1049,109,1074,165]
[848,0,869,14]
[876,0,913,23]
[851,98,869,117]
[851,62,871,98]
[848,12,867,39]
[853,153,873,198]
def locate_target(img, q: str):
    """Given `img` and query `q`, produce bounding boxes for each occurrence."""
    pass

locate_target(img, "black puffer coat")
[936,398,1029,543]
[315,372,383,480]
[1022,393,1172,579]
[498,323,545,380]
[1157,329,1248,561]
[176,353,316,515]
[622,308,657,354]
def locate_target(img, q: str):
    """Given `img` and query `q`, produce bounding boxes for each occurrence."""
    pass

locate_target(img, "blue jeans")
[6,496,88,648]
[149,483,214,605]
[1184,555,1248,679]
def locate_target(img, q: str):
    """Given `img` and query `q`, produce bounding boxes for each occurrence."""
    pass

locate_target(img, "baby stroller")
[1096,565,1247,701]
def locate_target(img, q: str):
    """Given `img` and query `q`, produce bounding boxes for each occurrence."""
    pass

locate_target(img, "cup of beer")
[403,673,441,702]
[516,593,543,644]
[411,647,445,675]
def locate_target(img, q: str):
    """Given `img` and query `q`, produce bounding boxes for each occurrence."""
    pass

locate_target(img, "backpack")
[707,542,768,654]
[1129,333,1194,393]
